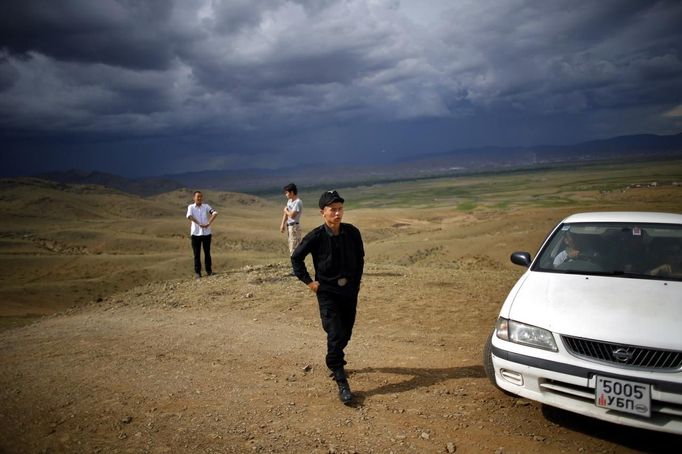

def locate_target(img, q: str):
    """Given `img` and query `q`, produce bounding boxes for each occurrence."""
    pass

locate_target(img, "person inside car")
[553,232,580,268]
[648,244,682,277]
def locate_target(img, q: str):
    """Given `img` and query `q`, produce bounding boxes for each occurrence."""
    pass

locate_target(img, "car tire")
[483,330,516,396]
[483,329,497,387]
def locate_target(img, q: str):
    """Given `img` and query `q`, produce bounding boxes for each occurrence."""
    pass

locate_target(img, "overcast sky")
[1,0,681,177]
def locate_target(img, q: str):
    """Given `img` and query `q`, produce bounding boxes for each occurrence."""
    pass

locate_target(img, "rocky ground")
[1,261,678,453]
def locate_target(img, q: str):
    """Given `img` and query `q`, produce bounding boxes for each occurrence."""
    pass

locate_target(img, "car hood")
[508,272,682,350]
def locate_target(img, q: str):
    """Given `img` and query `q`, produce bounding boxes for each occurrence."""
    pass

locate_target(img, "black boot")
[331,367,352,404]
[330,366,347,381]
[337,379,352,404]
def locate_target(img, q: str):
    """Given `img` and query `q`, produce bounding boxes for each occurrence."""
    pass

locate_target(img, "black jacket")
[291,223,364,295]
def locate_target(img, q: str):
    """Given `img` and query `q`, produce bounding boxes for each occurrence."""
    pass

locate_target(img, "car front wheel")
[483,329,516,396]
[483,329,497,386]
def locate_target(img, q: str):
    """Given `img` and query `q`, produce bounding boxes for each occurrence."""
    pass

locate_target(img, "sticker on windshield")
[633,226,642,236]
[561,225,570,231]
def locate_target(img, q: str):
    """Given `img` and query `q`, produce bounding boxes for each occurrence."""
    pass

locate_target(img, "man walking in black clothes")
[291,190,364,404]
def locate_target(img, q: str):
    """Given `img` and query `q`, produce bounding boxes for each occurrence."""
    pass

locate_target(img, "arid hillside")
[1,162,681,452]
[0,179,284,319]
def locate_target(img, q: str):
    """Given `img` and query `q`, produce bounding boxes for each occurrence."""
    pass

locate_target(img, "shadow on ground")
[541,405,682,452]
[351,365,485,403]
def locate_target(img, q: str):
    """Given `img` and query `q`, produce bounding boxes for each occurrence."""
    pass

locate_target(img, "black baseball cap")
[319,190,344,209]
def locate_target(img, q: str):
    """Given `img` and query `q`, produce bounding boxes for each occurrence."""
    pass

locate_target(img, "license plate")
[595,375,651,417]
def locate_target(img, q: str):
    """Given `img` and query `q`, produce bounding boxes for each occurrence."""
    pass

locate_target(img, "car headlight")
[495,317,558,352]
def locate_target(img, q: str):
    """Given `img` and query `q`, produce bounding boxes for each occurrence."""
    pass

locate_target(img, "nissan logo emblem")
[612,348,633,363]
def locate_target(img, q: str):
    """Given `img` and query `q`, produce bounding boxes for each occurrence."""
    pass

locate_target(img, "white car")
[484,212,682,434]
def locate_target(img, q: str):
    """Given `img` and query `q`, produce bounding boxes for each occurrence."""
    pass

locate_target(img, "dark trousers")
[191,234,212,274]
[317,291,358,371]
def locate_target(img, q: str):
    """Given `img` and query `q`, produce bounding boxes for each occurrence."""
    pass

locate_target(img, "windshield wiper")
[545,269,653,278]
[599,270,660,279]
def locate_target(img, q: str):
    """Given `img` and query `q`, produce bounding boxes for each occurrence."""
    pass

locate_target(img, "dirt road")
[1,262,677,453]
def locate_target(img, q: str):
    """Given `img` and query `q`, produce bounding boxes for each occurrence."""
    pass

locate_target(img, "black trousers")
[191,234,212,274]
[317,291,358,371]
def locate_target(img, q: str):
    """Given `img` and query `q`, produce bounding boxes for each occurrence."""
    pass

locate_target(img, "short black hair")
[319,190,344,209]
[283,183,297,195]
[193,190,202,196]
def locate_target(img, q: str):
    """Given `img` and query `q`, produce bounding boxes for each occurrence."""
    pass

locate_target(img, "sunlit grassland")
[330,159,682,211]
[2,158,680,323]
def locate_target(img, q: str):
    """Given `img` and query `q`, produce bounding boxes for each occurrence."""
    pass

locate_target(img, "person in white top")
[186,191,218,278]
[553,232,579,268]
[280,183,303,257]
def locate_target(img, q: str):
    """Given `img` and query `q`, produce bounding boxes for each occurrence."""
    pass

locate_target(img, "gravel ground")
[1,262,678,453]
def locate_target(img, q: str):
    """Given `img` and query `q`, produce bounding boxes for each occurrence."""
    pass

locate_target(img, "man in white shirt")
[280,183,303,257]
[553,232,579,268]
[186,191,218,278]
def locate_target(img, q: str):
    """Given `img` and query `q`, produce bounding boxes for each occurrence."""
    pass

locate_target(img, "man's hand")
[307,281,320,293]
[650,264,672,276]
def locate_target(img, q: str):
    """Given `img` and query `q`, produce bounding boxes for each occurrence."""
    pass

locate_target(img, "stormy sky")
[1,0,681,177]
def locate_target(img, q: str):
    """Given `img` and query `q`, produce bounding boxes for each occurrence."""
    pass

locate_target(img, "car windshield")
[533,222,682,281]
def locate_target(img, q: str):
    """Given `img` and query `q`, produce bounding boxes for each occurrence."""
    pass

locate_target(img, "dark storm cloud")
[1,0,681,176]
[438,1,682,115]
[0,0,185,70]
[435,1,682,112]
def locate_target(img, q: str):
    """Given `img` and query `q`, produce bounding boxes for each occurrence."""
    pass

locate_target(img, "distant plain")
[1,158,681,323]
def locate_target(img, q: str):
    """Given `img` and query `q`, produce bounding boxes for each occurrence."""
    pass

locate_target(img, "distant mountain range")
[35,169,184,196]
[34,132,682,195]
[168,132,682,193]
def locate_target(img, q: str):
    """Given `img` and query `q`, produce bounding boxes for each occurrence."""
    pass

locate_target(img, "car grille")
[561,336,682,371]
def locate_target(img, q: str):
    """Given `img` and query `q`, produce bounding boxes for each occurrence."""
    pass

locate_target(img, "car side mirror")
[510,251,532,267]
